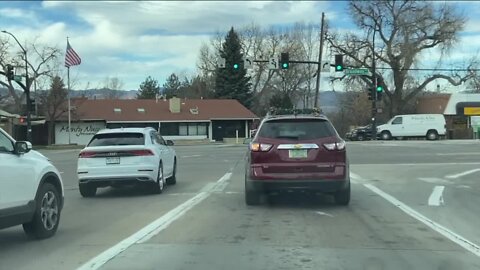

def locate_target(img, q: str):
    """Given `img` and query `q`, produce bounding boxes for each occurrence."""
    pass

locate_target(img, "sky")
[1,1,480,92]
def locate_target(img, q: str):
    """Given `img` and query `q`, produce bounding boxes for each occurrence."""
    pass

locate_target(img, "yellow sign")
[464,107,480,115]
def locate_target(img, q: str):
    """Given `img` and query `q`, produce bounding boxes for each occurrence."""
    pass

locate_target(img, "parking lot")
[1,141,480,270]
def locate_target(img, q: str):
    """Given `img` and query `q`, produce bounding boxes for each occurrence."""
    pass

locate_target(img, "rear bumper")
[78,176,156,187]
[247,179,348,192]
[246,164,349,192]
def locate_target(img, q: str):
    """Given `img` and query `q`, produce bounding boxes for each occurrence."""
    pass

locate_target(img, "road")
[1,141,480,269]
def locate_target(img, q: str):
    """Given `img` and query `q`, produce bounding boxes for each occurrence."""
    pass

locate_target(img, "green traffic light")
[233,63,239,69]
[282,63,288,69]
[376,86,383,92]
[336,65,343,71]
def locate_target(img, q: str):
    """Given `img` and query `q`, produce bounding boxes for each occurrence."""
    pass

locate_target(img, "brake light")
[323,141,346,151]
[129,149,154,156]
[79,151,96,158]
[250,143,272,152]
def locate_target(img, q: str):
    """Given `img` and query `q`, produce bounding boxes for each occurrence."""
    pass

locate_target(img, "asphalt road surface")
[1,141,480,270]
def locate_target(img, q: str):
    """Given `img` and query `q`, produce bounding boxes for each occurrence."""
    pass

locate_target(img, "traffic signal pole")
[314,12,325,108]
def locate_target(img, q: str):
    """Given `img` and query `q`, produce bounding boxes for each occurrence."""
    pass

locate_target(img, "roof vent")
[114,108,121,113]
[137,108,145,113]
[190,107,199,115]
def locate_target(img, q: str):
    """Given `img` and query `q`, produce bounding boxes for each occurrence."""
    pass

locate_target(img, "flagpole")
[67,66,71,145]
[67,36,71,145]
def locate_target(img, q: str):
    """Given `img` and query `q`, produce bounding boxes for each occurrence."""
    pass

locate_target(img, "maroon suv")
[245,112,350,205]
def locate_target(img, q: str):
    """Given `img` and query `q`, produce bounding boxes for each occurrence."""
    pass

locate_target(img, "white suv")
[77,127,177,197]
[0,128,64,239]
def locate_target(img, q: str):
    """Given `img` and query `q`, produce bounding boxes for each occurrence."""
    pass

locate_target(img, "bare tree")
[0,37,61,113]
[326,0,474,117]
[102,76,125,99]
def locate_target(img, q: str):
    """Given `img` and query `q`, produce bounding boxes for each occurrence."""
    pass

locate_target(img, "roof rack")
[266,107,323,117]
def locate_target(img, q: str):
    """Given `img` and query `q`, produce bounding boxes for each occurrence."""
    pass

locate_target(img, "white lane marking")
[181,154,202,158]
[456,185,472,189]
[445,168,480,179]
[224,191,241,194]
[363,182,480,257]
[428,186,445,206]
[418,177,453,185]
[315,211,334,217]
[437,152,480,156]
[354,162,480,166]
[77,172,233,270]
[60,172,64,174]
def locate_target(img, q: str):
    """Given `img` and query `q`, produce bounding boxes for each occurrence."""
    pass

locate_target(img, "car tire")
[23,183,61,239]
[245,178,261,206]
[166,159,177,185]
[152,163,164,194]
[334,184,350,206]
[426,130,438,141]
[381,131,392,140]
[79,184,97,197]
[357,134,364,141]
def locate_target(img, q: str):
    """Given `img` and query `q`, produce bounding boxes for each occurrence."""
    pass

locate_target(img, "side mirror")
[166,140,174,146]
[14,141,32,155]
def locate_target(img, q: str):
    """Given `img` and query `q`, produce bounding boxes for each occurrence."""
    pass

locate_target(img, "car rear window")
[257,119,337,140]
[88,133,145,146]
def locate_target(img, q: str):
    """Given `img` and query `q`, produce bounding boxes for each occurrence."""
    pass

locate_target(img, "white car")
[377,114,447,140]
[0,128,64,239]
[77,127,177,197]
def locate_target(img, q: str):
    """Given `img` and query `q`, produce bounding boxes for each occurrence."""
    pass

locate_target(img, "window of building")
[176,122,208,136]
[160,123,179,136]
[114,108,121,113]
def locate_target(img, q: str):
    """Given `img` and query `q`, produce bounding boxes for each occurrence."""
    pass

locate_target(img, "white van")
[377,114,446,140]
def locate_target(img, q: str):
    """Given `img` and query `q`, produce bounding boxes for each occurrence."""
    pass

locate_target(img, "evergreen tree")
[162,73,182,98]
[137,76,160,99]
[214,27,253,108]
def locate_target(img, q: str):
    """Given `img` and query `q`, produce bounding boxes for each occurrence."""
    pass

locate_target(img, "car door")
[149,131,172,175]
[389,116,405,136]
[156,133,174,176]
[0,131,35,210]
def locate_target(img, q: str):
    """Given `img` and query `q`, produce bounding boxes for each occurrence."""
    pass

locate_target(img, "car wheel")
[23,183,61,239]
[79,184,97,197]
[381,131,391,140]
[152,163,164,194]
[334,184,350,206]
[245,177,261,206]
[166,159,177,185]
[426,130,438,140]
[357,134,364,141]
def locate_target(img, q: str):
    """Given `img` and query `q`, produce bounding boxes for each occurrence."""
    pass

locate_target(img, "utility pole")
[371,24,377,141]
[314,12,325,108]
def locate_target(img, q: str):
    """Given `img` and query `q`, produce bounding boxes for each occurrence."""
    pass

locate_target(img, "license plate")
[106,157,120,164]
[288,149,308,158]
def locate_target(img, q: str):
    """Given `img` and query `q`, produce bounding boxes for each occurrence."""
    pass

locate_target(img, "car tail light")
[250,143,272,152]
[129,149,154,156]
[79,151,96,158]
[323,141,346,151]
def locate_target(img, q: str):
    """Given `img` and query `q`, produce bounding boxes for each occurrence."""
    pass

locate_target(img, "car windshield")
[88,133,144,146]
[257,119,336,140]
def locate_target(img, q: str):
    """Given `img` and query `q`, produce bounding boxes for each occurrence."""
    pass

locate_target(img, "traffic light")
[367,88,374,100]
[280,52,289,69]
[29,98,36,112]
[335,54,343,72]
[376,84,384,101]
[233,63,239,69]
[19,116,25,124]
[6,64,14,80]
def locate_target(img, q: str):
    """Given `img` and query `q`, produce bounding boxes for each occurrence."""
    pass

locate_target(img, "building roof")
[59,98,258,122]
[415,93,451,114]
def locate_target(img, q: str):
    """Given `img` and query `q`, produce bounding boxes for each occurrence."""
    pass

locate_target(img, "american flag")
[65,40,81,68]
